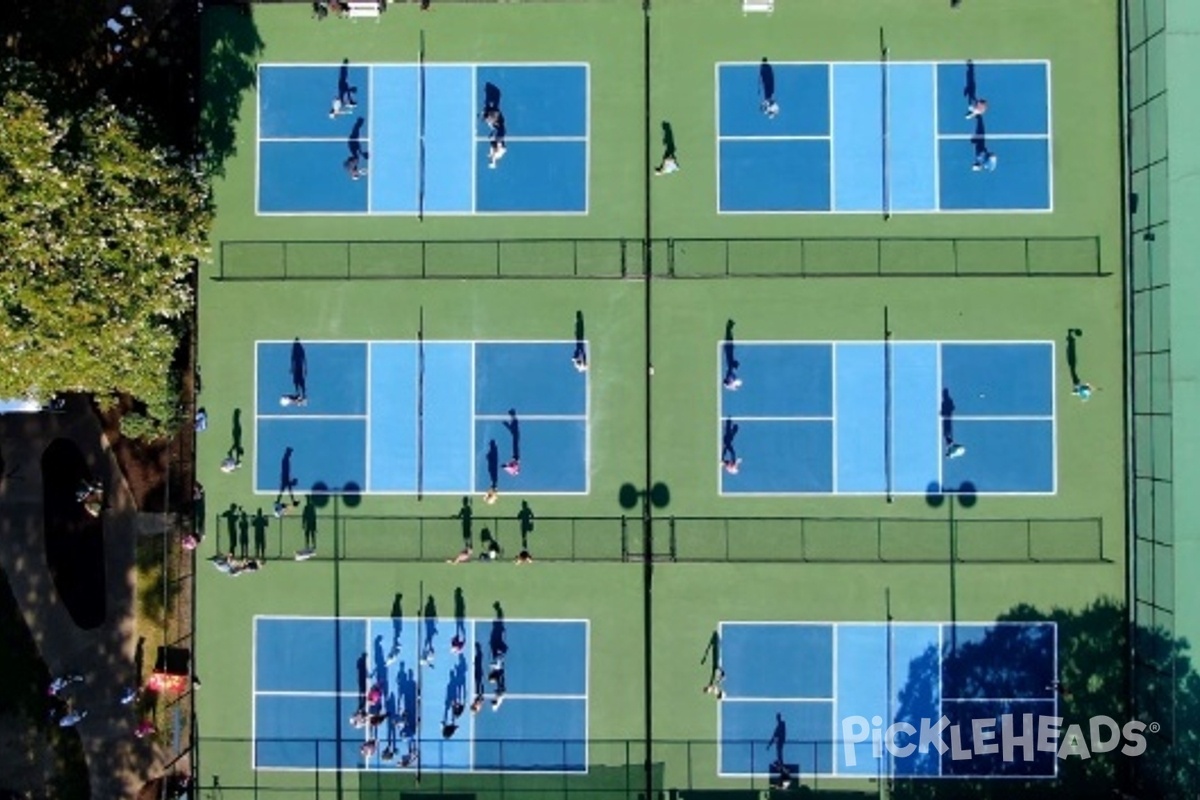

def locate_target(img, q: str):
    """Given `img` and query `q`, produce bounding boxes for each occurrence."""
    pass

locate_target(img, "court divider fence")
[215,235,1106,280]
[232,513,1108,563]
[197,736,892,798]
[216,239,643,279]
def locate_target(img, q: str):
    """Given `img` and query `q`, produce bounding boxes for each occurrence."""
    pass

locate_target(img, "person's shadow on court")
[356,652,369,710]
[482,82,502,116]
[503,410,521,469]
[941,389,958,453]
[573,310,588,369]
[517,500,535,549]
[373,634,391,689]
[489,601,508,663]
[228,409,244,465]
[486,439,500,491]
[291,338,308,399]
[389,593,403,661]
[338,57,357,107]
[456,496,473,548]
[660,121,677,164]
[223,503,240,554]
[963,59,977,106]
[702,629,721,687]
[422,595,439,665]
[479,526,501,559]
[301,496,318,551]
[723,319,741,388]
[237,510,249,558]
[278,447,299,506]
[251,508,269,560]
[759,57,776,108]
[971,116,994,168]
[348,118,368,159]
[1066,328,1084,386]
[767,712,788,769]
[442,653,469,733]
[453,586,467,646]
[721,419,740,468]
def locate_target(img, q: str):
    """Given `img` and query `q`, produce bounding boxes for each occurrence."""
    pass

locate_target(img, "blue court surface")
[253,616,588,772]
[255,340,589,495]
[718,341,1055,496]
[717,60,1051,213]
[258,63,589,214]
[718,621,1058,779]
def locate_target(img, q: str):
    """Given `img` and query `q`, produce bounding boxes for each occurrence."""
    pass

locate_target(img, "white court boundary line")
[254,64,263,216]
[468,342,476,495]
[583,62,592,216]
[367,65,375,214]
[469,65,477,214]
[365,345,373,491]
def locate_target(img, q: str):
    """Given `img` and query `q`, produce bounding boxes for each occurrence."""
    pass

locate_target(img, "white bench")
[345,1,380,19]
[743,0,774,13]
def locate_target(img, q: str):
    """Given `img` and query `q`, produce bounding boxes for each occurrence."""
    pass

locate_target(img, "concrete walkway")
[0,397,165,800]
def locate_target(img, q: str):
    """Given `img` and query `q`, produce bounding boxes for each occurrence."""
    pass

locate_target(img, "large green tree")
[0,59,210,437]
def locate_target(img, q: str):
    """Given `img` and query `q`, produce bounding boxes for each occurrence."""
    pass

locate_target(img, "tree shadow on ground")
[0,569,90,799]
[41,439,106,630]
[889,597,1198,799]
[4,0,262,166]
[199,3,265,175]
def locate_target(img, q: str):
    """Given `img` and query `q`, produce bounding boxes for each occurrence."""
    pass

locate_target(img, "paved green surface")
[196,1,1127,796]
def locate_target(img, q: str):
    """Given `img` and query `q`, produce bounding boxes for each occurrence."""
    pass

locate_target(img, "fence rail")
[660,515,1108,563]
[216,239,641,280]
[209,514,632,562]
[197,737,898,798]
[661,235,1105,277]
[209,513,1107,564]
[214,235,1106,280]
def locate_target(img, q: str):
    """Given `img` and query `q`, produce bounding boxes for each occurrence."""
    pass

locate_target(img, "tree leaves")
[0,58,210,435]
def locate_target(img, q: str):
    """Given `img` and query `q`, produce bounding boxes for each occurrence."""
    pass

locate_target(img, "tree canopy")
[0,59,211,436]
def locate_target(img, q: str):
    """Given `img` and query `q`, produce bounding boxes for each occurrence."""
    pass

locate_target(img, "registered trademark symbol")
[1148,722,1161,733]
